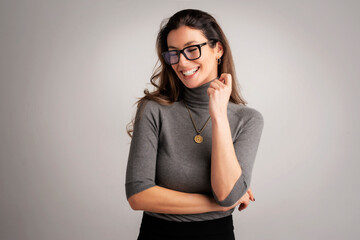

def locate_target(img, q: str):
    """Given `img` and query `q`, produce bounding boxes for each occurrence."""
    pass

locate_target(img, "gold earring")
[217,58,221,65]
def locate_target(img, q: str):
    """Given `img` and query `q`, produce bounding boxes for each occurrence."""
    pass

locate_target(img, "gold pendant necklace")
[184,101,211,144]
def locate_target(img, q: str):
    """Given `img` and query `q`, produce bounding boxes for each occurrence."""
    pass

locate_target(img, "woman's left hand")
[207,73,232,120]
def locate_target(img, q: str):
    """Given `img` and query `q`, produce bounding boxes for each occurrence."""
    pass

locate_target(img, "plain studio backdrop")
[0,0,359,239]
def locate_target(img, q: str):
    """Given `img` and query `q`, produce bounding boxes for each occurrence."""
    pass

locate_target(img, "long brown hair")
[127,9,247,137]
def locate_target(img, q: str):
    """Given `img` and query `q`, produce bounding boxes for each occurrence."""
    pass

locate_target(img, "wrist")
[211,114,228,125]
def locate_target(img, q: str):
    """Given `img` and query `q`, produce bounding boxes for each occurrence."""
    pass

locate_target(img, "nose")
[177,52,189,66]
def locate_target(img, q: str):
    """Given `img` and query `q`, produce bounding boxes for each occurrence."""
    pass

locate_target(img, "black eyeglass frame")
[161,40,216,65]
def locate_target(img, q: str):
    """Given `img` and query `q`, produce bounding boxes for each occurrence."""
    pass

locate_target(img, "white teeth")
[182,67,199,76]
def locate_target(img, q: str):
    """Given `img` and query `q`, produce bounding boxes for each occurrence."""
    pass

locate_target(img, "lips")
[181,67,200,77]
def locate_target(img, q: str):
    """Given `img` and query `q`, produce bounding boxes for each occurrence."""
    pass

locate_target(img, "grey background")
[0,0,359,239]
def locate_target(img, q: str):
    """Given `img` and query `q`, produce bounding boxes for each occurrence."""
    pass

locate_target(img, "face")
[166,25,223,88]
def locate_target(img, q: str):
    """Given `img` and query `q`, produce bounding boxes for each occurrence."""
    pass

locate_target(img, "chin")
[180,79,204,89]
[178,75,207,89]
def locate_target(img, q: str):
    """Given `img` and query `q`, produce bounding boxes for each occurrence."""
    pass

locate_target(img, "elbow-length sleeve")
[213,108,264,207]
[125,100,159,200]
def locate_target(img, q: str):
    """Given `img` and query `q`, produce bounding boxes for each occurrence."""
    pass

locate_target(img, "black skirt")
[137,212,235,240]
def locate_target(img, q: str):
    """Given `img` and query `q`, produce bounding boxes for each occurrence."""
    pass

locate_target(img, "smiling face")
[167,25,223,88]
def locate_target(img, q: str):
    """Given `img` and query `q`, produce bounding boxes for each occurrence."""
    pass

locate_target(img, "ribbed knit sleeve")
[125,100,159,200]
[212,108,264,207]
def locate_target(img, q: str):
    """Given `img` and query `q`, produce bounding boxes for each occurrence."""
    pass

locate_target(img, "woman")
[125,9,264,240]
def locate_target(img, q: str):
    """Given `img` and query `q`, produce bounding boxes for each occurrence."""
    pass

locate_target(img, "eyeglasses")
[161,40,215,65]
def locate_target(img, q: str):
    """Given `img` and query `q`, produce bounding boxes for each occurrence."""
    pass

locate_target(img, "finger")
[238,201,249,211]
[218,74,226,84]
[219,73,232,86]
[210,81,221,90]
[218,73,228,83]
[248,189,255,201]
[207,88,215,96]
[215,79,226,89]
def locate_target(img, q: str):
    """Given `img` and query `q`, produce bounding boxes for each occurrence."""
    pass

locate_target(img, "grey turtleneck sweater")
[125,79,264,222]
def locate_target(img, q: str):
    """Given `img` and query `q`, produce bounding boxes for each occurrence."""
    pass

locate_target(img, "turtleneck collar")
[181,77,219,109]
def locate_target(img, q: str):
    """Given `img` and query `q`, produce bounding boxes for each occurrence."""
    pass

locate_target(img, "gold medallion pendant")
[194,135,203,144]
[183,100,211,145]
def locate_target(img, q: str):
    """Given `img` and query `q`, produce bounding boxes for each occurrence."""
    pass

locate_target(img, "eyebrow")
[168,41,199,49]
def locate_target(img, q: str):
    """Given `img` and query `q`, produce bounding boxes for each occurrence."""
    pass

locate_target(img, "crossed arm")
[127,185,254,214]
[125,101,263,214]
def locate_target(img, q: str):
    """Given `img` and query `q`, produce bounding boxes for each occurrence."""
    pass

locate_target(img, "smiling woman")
[167,26,220,88]
[125,9,264,240]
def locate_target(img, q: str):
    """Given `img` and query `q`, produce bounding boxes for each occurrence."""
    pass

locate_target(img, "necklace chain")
[184,101,211,143]
[182,76,218,143]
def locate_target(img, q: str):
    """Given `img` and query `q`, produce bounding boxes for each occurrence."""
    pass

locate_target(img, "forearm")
[211,115,242,201]
[128,185,224,214]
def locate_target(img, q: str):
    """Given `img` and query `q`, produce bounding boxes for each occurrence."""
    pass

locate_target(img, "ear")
[215,41,224,59]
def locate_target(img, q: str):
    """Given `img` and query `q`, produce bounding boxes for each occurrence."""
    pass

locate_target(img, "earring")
[217,58,221,65]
